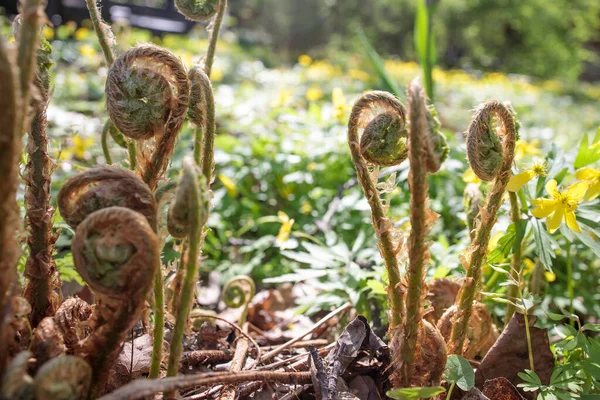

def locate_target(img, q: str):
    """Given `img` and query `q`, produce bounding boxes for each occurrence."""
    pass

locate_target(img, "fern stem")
[505,191,523,325]
[204,0,227,77]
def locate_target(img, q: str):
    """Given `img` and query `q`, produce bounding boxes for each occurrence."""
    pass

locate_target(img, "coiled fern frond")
[72,206,159,396]
[106,44,190,189]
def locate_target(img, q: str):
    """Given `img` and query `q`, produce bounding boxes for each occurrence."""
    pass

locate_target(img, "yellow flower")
[218,174,238,197]
[462,167,481,184]
[42,26,54,41]
[272,87,293,108]
[488,231,504,251]
[530,179,589,234]
[506,159,546,192]
[332,87,347,122]
[575,167,600,200]
[300,200,312,215]
[545,271,557,283]
[74,27,90,41]
[514,139,542,161]
[298,54,312,66]
[79,44,97,58]
[60,135,94,160]
[306,87,324,102]
[275,211,294,246]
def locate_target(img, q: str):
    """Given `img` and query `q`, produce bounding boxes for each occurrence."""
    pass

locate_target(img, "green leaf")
[444,355,475,391]
[581,324,600,332]
[357,28,401,96]
[574,128,600,168]
[386,387,445,400]
[531,218,556,271]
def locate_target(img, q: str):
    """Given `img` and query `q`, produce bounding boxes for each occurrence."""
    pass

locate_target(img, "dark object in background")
[0,0,196,34]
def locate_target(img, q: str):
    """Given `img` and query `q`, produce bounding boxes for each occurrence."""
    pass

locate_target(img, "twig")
[309,345,330,400]
[259,302,351,363]
[98,371,312,400]
[217,324,250,400]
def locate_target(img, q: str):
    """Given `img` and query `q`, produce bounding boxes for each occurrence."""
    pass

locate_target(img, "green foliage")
[386,386,446,400]
[444,355,475,391]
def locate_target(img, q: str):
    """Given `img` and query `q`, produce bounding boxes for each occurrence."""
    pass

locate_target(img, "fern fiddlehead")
[72,206,159,397]
[33,355,92,400]
[165,158,210,396]
[398,80,448,386]
[106,43,190,189]
[58,166,157,230]
[223,275,255,326]
[188,66,216,181]
[448,101,516,355]
[347,90,407,329]
[175,0,218,21]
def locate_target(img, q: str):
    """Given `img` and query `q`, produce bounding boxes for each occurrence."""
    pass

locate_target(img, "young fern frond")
[56,166,166,379]
[84,0,117,66]
[166,158,210,395]
[33,355,92,400]
[22,35,62,327]
[72,207,159,397]
[448,101,516,355]
[347,90,408,329]
[106,44,190,189]
[398,80,447,387]
[204,0,227,77]
[57,166,157,230]
[222,275,256,326]
[188,66,216,183]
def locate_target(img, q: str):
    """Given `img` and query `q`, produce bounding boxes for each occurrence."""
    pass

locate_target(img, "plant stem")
[149,258,165,379]
[128,140,137,170]
[449,102,516,355]
[166,160,207,397]
[204,0,227,77]
[505,191,523,325]
[446,382,455,400]
[566,244,574,326]
[85,0,116,66]
[402,82,431,384]
[0,33,23,376]
[101,119,113,164]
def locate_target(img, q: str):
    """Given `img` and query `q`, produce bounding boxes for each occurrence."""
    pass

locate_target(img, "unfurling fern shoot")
[347,90,408,329]
[166,158,210,395]
[449,101,516,355]
[106,44,190,189]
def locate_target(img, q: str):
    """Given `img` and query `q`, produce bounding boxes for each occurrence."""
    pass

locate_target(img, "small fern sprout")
[106,44,190,189]
[347,90,407,329]
[33,355,92,400]
[166,158,210,393]
[72,207,159,396]
[448,101,516,355]
[222,275,256,326]
[188,66,216,183]
[1,351,34,399]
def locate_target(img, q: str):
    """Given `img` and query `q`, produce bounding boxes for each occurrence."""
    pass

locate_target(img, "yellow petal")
[575,167,599,181]
[546,206,564,233]
[585,183,600,201]
[566,181,589,203]
[507,170,535,192]
[531,199,558,218]
[564,210,582,233]
[545,179,558,197]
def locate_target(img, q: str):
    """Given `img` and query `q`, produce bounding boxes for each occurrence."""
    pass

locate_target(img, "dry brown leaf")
[107,334,155,391]
[475,313,554,399]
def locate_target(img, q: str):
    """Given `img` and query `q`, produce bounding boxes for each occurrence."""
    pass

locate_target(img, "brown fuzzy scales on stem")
[398,80,444,386]
[72,207,159,397]
[347,91,407,329]
[106,43,190,189]
[448,101,516,355]
[23,36,62,327]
